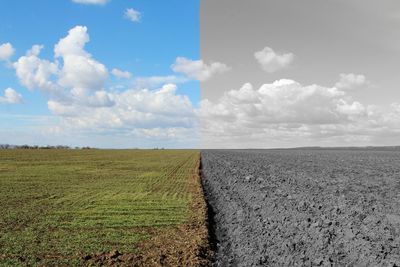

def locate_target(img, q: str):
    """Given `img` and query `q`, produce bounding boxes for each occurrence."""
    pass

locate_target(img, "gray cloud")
[254,46,294,73]
[201,78,400,148]
[171,57,230,81]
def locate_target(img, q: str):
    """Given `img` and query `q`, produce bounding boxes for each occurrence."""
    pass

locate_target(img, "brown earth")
[82,156,213,266]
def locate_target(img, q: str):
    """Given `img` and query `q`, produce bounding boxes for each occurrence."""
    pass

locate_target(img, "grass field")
[0,149,201,266]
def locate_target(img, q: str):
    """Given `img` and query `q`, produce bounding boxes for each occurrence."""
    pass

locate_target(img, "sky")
[200,0,400,148]
[0,0,201,148]
[1,0,400,148]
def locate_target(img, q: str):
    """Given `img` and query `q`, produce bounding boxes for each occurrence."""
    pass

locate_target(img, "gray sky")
[200,0,400,148]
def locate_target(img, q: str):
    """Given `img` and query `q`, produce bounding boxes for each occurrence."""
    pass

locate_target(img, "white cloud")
[125,8,141,23]
[335,73,369,90]
[59,55,108,91]
[13,26,109,104]
[0,88,22,104]
[48,83,196,131]
[201,78,400,148]
[171,57,230,81]
[8,26,199,147]
[55,26,108,92]
[0,43,15,61]
[54,26,89,58]
[11,26,198,138]
[132,127,196,140]
[72,0,110,5]
[254,46,294,73]
[111,68,132,79]
[134,75,188,88]
[13,45,59,92]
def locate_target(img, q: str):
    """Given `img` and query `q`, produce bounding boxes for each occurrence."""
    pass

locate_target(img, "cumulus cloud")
[0,43,15,61]
[134,75,188,88]
[125,8,141,23]
[13,45,59,92]
[254,46,294,73]
[48,83,196,131]
[335,73,369,90]
[72,0,110,5]
[201,79,363,126]
[0,88,22,104]
[13,25,109,104]
[200,78,400,148]
[55,26,108,92]
[9,25,198,146]
[171,57,230,81]
[9,25,400,148]
[111,68,132,79]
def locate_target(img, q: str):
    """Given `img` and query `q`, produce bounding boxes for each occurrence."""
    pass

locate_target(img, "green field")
[0,149,199,266]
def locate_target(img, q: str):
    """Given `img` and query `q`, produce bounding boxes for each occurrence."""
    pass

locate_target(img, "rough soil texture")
[83,157,213,266]
[202,149,400,266]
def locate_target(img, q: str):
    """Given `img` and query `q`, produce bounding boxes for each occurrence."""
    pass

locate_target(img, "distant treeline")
[0,145,165,150]
[0,144,94,150]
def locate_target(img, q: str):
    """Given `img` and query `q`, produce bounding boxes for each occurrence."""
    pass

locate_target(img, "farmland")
[4,148,400,266]
[0,149,210,266]
[202,149,400,266]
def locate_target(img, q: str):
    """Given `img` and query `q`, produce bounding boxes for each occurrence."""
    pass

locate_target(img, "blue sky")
[0,0,202,148]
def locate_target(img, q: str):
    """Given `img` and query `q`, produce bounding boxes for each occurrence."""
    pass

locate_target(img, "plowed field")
[202,149,400,266]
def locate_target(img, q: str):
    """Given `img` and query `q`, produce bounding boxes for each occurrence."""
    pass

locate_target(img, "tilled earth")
[201,149,400,266]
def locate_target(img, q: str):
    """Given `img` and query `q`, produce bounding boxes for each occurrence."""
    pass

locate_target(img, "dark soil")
[201,149,400,266]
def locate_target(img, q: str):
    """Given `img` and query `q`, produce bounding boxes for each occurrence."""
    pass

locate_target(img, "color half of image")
[0,0,200,149]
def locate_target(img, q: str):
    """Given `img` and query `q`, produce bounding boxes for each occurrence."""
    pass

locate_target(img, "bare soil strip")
[83,155,213,266]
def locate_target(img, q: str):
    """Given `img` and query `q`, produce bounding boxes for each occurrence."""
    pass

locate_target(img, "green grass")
[0,149,199,266]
